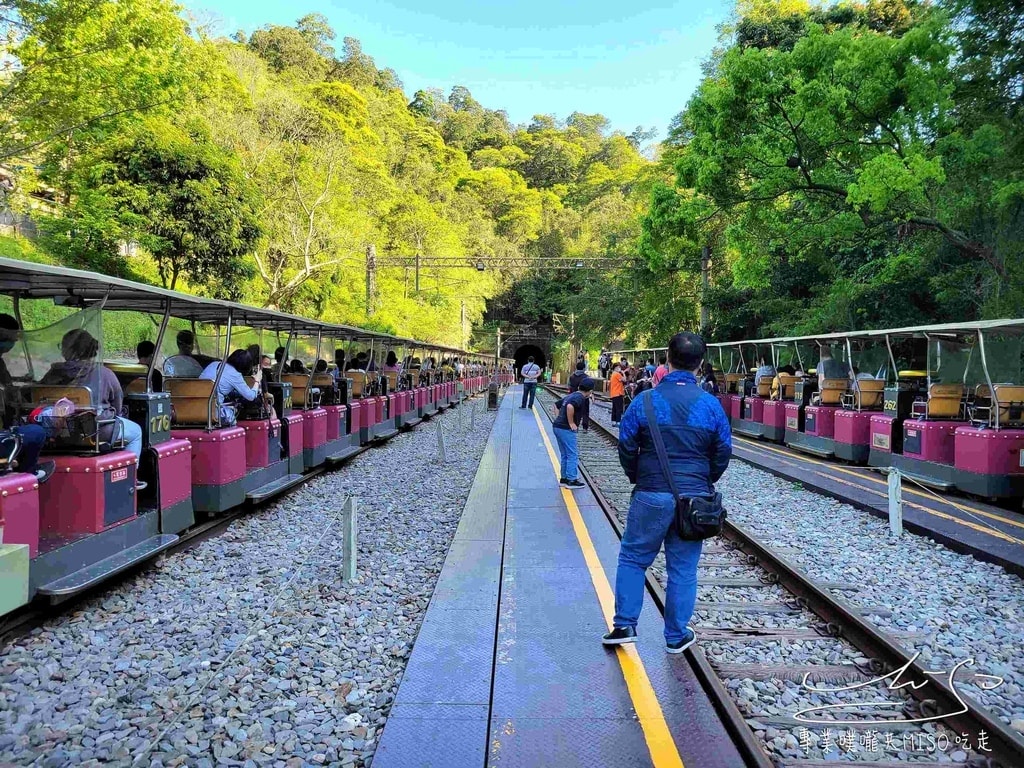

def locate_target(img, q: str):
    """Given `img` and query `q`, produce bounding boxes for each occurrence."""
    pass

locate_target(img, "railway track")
[0,394,475,647]
[539,385,1024,768]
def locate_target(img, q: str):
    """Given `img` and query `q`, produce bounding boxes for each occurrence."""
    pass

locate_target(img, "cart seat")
[167,378,217,426]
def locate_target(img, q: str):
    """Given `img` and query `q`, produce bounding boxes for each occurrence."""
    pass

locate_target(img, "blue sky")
[186,0,732,139]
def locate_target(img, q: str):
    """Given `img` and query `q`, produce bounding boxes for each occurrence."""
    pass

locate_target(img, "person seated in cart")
[199,349,263,426]
[41,329,143,462]
[0,313,55,482]
[164,330,208,378]
[136,340,163,392]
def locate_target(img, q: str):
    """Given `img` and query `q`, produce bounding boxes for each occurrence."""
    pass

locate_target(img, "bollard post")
[435,418,447,464]
[887,468,903,537]
[342,496,357,581]
[470,399,476,430]
[459,397,464,431]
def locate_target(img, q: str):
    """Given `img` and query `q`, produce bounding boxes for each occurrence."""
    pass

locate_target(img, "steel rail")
[539,385,1024,768]
[1,389,490,646]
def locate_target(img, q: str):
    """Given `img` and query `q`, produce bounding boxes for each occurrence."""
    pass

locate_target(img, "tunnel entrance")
[513,344,547,376]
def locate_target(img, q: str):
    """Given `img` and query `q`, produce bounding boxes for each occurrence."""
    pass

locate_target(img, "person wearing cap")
[553,377,593,490]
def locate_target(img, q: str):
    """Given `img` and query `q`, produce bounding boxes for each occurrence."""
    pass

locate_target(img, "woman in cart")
[199,349,261,426]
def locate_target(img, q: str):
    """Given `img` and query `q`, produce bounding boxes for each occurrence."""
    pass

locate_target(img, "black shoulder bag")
[643,392,726,541]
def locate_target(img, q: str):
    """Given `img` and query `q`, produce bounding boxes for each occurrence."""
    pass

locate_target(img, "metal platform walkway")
[731,436,1024,576]
[374,388,744,768]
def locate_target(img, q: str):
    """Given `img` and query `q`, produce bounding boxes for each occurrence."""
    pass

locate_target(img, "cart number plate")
[872,433,890,450]
[1019,450,1024,468]
[786,416,798,430]
[111,468,128,482]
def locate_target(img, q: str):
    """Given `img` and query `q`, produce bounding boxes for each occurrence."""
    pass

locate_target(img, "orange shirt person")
[609,363,626,425]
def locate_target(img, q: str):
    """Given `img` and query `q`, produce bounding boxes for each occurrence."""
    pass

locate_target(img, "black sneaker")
[602,626,637,646]
[33,460,56,484]
[666,627,696,654]
[560,479,586,490]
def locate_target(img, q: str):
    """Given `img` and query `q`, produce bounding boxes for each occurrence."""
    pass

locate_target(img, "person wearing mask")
[199,349,260,426]
[520,356,541,409]
[0,314,54,482]
[603,332,731,653]
[652,354,669,386]
[598,349,610,379]
[567,360,591,432]
[553,378,594,489]
[609,362,626,425]
[163,330,204,378]
[42,329,143,463]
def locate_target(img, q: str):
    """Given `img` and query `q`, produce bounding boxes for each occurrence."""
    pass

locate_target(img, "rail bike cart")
[953,322,1024,497]
[370,340,400,442]
[278,331,330,471]
[0,263,185,605]
[319,330,362,466]
[827,334,889,464]
[783,339,847,458]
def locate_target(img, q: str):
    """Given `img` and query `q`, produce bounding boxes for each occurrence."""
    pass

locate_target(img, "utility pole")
[700,244,711,332]
[460,301,467,350]
[496,326,501,369]
[415,252,421,293]
[366,244,377,317]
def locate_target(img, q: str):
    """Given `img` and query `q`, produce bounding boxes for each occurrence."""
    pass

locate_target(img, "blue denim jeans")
[553,426,578,481]
[613,490,703,643]
[119,417,143,461]
[14,424,46,473]
[521,382,537,408]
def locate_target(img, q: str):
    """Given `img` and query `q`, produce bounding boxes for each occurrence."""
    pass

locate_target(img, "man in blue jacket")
[602,332,732,653]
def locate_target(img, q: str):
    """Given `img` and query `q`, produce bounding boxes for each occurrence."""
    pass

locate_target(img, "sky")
[185,0,733,139]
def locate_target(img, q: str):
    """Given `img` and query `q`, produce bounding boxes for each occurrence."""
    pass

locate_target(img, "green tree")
[68,119,262,297]
[1,0,200,165]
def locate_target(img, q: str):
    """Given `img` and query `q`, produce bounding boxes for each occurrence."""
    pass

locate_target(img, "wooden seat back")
[167,378,217,425]
[349,371,366,397]
[125,378,147,395]
[282,374,311,409]
[724,372,745,394]
[926,383,965,419]
[384,372,399,392]
[312,374,334,388]
[30,385,94,409]
[854,379,884,409]
[776,374,799,400]
[993,385,1024,426]
[820,378,849,406]
[756,380,771,398]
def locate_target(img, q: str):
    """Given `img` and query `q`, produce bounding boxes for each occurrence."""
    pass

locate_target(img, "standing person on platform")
[652,354,669,386]
[603,332,731,653]
[567,360,591,432]
[520,356,541,409]
[553,378,593,489]
[598,349,610,379]
[609,362,625,425]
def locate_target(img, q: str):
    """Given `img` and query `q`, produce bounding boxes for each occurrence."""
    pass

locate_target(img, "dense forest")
[0,0,1021,352]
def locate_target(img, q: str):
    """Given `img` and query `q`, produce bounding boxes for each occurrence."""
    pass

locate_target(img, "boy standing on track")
[603,332,732,654]
[520,356,541,409]
[553,378,593,489]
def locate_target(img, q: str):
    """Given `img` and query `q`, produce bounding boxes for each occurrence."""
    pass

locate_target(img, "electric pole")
[366,244,377,317]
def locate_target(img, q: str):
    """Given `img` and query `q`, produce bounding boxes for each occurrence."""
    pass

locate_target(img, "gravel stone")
[0,398,497,767]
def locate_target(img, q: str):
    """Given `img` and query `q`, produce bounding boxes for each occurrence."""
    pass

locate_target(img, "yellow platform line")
[530,408,684,768]
[734,435,1024,532]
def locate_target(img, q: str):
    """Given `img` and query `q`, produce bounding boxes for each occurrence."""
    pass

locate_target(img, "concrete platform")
[732,436,1024,576]
[375,388,744,768]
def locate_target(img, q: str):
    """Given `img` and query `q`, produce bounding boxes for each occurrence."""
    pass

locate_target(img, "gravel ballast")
[0,398,497,768]
[549,389,1024,762]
